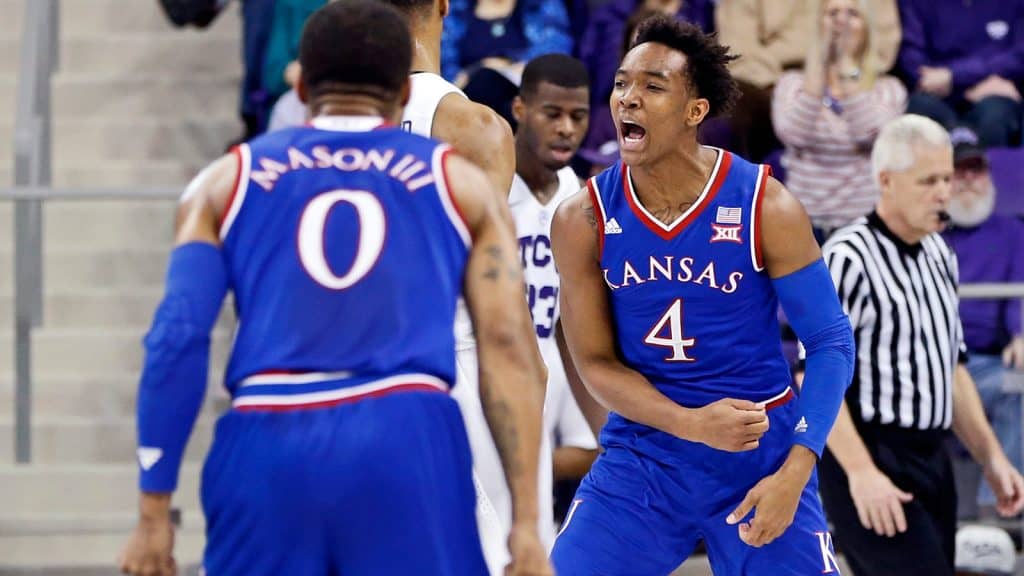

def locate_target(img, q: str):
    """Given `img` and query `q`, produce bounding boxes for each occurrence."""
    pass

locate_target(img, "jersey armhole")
[750,164,771,273]
[432,145,472,247]
[587,177,607,260]
[219,143,251,241]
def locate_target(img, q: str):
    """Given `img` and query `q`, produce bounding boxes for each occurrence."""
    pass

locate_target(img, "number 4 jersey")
[588,149,793,419]
[218,116,469,409]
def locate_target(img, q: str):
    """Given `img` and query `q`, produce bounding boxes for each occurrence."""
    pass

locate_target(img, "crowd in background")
[161,0,1024,571]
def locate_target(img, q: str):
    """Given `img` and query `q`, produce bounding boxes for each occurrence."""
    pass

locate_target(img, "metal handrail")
[11,0,59,463]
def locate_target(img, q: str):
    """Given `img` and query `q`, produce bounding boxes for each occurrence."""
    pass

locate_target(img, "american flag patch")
[716,206,742,224]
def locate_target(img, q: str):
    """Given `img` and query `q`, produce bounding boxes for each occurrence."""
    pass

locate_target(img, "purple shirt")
[897,0,1024,99]
[941,214,1024,353]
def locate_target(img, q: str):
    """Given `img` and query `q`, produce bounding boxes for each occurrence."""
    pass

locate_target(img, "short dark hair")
[520,54,590,100]
[376,0,433,13]
[629,15,740,118]
[300,0,412,99]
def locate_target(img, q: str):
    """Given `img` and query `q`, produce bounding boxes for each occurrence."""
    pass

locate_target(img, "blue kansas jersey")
[589,149,792,411]
[218,116,470,409]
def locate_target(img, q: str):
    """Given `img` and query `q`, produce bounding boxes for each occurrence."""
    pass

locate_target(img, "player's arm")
[555,319,607,438]
[762,178,854,462]
[119,154,236,576]
[447,154,552,575]
[435,95,548,388]
[726,178,855,547]
[551,191,768,452]
[433,94,516,195]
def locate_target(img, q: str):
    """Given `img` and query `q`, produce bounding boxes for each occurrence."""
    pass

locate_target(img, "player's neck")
[410,26,442,75]
[516,140,560,204]
[312,96,394,122]
[630,141,715,206]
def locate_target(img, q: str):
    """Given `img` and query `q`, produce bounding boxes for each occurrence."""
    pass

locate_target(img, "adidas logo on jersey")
[605,218,623,235]
[794,417,809,434]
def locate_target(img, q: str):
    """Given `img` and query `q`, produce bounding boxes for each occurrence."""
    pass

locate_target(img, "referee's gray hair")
[871,114,951,186]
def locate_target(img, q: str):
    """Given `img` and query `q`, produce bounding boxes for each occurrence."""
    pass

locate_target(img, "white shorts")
[452,346,554,575]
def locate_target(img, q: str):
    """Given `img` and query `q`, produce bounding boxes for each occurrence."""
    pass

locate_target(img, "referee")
[817,115,1024,576]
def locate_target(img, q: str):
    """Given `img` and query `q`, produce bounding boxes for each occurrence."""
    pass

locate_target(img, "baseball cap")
[949,126,988,168]
[955,525,1018,575]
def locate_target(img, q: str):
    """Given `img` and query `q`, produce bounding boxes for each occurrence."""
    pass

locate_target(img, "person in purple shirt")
[576,0,714,172]
[942,127,1024,515]
[897,0,1024,147]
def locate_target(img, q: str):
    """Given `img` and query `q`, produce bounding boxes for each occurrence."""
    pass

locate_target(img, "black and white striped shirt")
[823,212,968,430]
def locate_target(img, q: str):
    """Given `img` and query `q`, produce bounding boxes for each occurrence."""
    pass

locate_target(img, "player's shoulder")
[434,95,513,148]
[552,184,596,236]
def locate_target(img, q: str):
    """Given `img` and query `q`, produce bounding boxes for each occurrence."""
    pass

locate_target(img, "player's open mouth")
[620,121,647,149]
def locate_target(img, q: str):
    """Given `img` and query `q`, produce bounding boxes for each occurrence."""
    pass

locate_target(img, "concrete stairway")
[0,0,241,572]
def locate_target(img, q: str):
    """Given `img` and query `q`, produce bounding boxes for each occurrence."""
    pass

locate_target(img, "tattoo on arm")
[481,243,522,282]
[582,204,597,230]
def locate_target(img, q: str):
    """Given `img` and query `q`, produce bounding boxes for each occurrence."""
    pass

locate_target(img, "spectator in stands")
[439,0,572,129]
[440,0,573,84]
[238,0,277,141]
[941,126,1024,516]
[772,0,906,237]
[262,0,327,133]
[578,0,714,170]
[709,0,900,162]
[262,0,326,105]
[897,0,1024,148]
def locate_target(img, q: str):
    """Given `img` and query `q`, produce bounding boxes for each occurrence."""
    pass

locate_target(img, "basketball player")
[508,53,599,505]
[382,1,550,573]
[118,2,551,575]
[549,16,856,575]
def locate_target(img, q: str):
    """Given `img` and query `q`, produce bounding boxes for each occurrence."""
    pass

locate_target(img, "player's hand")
[505,523,554,576]
[690,398,768,452]
[847,466,913,537]
[118,516,177,576]
[983,453,1024,517]
[726,446,814,547]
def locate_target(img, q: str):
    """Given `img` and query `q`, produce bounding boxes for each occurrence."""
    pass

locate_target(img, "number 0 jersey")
[588,149,792,413]
[219,116,469,410]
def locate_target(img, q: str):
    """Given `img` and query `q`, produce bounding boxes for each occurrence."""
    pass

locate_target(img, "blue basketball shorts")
[200,390,489,575]
[550,397,841,575]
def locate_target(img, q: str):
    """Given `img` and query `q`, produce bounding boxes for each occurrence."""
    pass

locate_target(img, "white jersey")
[402,71,555,574]
[508,168,598,453]
[401,72,476,352]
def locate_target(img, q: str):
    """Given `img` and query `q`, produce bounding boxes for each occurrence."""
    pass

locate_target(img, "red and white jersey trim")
[750,164,770,272]
[239,370,355,387]
[232,372,450,410]
[433,145,472,247]
[763,385,795,410]
[220,143,251,241]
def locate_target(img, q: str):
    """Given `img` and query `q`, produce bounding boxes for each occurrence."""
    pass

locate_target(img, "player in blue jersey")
[549,15,856,575]
[117,2,552,575]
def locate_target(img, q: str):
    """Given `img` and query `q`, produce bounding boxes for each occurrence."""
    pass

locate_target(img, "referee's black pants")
[818,423,957,576]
